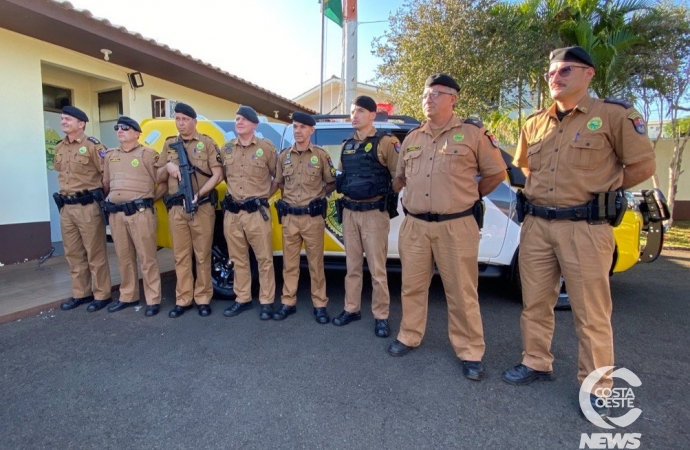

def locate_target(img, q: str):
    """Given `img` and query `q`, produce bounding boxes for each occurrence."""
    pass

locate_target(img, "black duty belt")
[341,198,385,212]
[283,204,311,216]
[166,194,215,209]
[104,198,154,216]
[403,206,473,222]
[57,188,105,206]
[524,201,590,221]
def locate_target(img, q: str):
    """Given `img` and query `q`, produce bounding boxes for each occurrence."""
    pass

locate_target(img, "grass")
[664,220,690,250]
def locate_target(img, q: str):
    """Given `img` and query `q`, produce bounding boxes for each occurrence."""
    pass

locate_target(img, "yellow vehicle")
[140,116,669,299]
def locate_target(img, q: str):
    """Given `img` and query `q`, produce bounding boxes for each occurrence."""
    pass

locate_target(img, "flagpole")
[319,0,326,114]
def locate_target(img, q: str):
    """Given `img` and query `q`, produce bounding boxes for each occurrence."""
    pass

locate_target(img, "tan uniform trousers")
[397,215,485,361]
[168,202,215,306]
[109,209,161,305]
[223,210,275,304]
[519,215,615,391]
[280,214,328,307]
[343,208,390,319]
[60,202,111,300]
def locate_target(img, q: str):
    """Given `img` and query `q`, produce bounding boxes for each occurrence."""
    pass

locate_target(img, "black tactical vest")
[339,131,392,200]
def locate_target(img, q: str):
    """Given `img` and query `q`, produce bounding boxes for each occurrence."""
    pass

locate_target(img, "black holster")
[221,196,241,214]
[335,198,344,223]
[386,192,400,219]
[473,199,485,229]
[275,199,288,224]
[53,192,65,211]
[308,198,327,218]
[516,190,527,223]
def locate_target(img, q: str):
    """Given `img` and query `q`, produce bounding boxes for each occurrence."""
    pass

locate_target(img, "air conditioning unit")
[153,99,177,119]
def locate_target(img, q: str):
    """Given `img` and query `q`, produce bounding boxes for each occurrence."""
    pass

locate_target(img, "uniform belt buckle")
[545,208,557,220]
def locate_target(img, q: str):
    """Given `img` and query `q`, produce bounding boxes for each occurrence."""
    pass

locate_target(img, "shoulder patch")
[87,136,101,145]
[604,98,634,109]
[628,114,647,135]
[463,117,484,128]
[485,130,500,148]
[165,135,178,142]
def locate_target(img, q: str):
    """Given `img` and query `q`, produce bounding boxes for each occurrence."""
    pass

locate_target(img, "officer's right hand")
[166,162,182,181]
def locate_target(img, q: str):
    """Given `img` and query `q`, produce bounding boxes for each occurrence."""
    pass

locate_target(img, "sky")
[65,0,406,100]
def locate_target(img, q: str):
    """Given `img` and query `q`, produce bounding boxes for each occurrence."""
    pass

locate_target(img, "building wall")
[295,80,393,115]
[0,27,277,264]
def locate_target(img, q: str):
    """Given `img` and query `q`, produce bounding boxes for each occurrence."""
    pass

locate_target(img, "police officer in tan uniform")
[388,74,507,382]
[103,116,166,316]
[333,96,400,338]
[53,106,113,312]
[274,112,336,322]
[222,106,279,320]
[501,47,656,418]
[155,103,223,318]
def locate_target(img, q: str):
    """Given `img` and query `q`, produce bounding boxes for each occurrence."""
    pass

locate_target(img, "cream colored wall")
[0,29,51,226]
[296,81,393,115]
[0,27,279,227]
[502,140,689,200]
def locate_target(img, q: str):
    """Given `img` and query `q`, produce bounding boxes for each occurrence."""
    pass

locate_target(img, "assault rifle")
[164,140,198,219]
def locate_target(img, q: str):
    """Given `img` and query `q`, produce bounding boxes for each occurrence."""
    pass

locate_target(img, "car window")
[313,129,354,164]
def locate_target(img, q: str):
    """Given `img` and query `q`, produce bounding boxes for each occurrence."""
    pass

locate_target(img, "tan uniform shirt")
[155,132,221,195]
[104,144,159,203]
[53,132,106,195]
[222,136,277,200]
[396,116,507,214]
[514,95,655,207]
[276,143,336,206]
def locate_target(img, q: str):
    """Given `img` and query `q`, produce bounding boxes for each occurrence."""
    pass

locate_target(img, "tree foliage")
[373,0,503,119]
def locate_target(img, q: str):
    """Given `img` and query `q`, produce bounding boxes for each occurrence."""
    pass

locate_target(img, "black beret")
[353,95,377,112]
[174,102,197,119]
[237,105,259,124]
[117,116,141,132]
[425,73,460,92]
[549,46,595,68]
[62,105,88,122]
[292,111,316,127]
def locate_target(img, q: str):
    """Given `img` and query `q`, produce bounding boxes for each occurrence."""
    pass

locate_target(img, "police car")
[139,115,668,299]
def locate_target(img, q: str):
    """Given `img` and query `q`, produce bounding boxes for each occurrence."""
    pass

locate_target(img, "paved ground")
[1,251,688,449]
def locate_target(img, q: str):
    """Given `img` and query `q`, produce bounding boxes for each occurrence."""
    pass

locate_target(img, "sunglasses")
[114,124,132,131]
[543,65,590,82]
